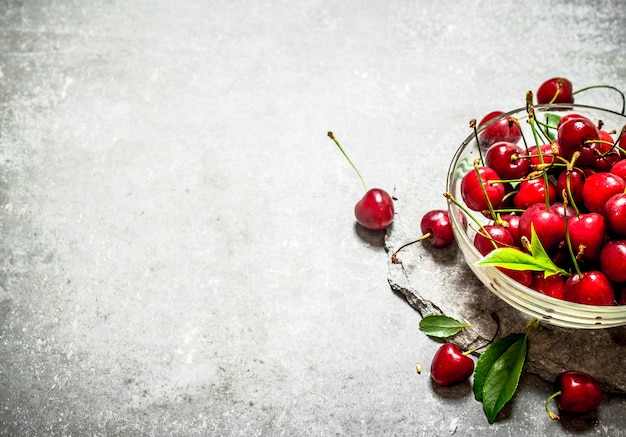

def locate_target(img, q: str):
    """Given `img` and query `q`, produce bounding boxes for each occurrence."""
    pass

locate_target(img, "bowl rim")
[446,103,626,322]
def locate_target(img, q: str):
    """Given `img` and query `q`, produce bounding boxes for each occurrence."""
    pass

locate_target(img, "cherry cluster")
[458,79,626,306]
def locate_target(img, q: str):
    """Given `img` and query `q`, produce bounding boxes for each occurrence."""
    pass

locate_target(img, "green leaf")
[419,315,470,338]
[482,335,529,424]
[473,333,524,401]
[474,224,569,277]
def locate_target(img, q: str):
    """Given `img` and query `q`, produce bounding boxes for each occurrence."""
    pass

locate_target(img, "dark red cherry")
[582,172,626,213]
[354,188,394,230]
[478,111,522,147]
[420,210,455,248]
[599,239,626,282]
[602,193,626,237]
[557,117,600,164]
[430,343,474,387]
[485,141,530,179]
[536,77,574,105]
[567,213,606,261]
[460,166,506,212]
[564,270,615,306]
[519,203,566,251]
[530,272,565,300]
[556,168,586,207]
[513,178,557,210]
[552,371,603,416]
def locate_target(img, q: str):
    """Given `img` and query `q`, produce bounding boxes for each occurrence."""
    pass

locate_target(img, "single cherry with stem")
[545,371,603,420]
[328,131,394,231]
[391,209,455,264]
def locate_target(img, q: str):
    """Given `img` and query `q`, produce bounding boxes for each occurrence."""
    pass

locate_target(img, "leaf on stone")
[482,335,529,424]
[473,333,524,401]
[419,315,470,338]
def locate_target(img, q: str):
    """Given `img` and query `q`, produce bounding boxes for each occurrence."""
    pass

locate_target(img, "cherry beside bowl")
[446,104,626,329]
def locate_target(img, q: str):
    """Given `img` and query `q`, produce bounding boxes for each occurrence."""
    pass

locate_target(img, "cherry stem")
[327,131,367,192]
[545,391,562,420]
[562,189,584,278]
[390,233,431,264]
[573,84,626,115]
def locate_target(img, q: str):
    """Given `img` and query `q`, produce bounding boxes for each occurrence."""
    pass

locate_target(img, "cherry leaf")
[482,335,529,424]
[473,333,524,401]
[419,315,470,338]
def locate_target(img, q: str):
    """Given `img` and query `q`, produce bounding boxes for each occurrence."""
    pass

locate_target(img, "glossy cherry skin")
[460,166,506,212]
[599,239,626,283]
[610,159,626,180]
[530,272,565,300]
[602,193,626,237]
[555,371,603,414]
[513,178,557,210]
[567,213,606,261]
[420,210,455,248]
[519,203,566,251]
[557,117,600,164]
[430,343,474,387]
[485,141,529,179]
[354,188,394,230]
[564,271,615,306]
[556,168,586,207]
[536,77,574,105]
[478,111,522,147]
[582,172,626,213]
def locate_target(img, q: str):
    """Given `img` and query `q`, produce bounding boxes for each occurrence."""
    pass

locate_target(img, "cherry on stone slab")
[430,343,475,387]
[599,239,626,283]
[602,192,626,237]
[536,77,574,105]
[563,270,615,306]
[549,371,603,418]
[582,172,626,213]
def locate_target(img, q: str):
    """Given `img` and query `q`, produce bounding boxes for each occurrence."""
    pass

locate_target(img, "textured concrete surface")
[1,1,626,436]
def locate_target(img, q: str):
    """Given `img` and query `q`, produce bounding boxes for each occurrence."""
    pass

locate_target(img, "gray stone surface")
[386,176,626,394]
[1,1,626,436]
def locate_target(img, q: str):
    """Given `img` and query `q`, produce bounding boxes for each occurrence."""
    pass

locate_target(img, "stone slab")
[386,177,626,394]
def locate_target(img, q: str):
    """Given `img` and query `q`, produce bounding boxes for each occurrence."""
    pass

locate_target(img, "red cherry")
[420,210,455,248]
[430,343,474,387]
[460,166,506,212]
[610,159,626,180]
[599,239,626,282]
[513,178,557,210]
[354,188,394,230]
[485,141,529,179]
[602,192,626,237]
[550,371,603,417]
[556,168,585,207]
[478,111,522,147]
[530,272,565,300]
[567,213,606,261]
[536,77,574,105]
[582,172,626,213]
[557,117,601,165]
[564,270,615,306]
[519,203,566,251]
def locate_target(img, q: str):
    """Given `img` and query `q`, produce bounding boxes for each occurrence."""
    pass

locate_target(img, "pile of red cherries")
[460,77,626,306]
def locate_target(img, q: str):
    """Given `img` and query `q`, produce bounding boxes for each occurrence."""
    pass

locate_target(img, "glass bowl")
[446,104,626,329]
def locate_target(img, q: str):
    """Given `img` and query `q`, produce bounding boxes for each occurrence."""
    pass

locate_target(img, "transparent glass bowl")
[446,104,626,329]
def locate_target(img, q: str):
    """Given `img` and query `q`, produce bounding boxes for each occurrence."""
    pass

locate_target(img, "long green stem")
[327,131,367,191]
